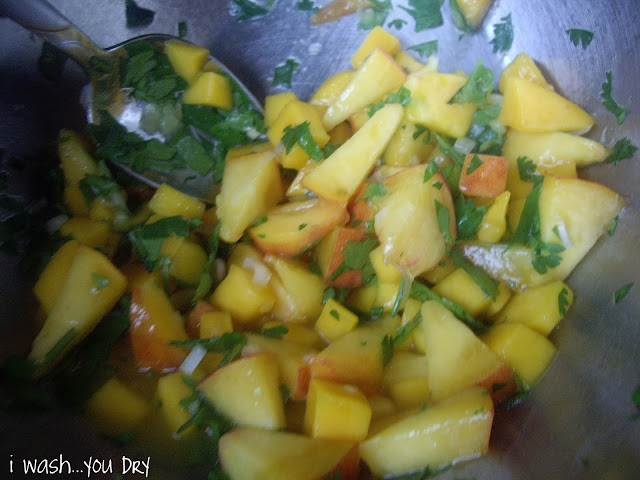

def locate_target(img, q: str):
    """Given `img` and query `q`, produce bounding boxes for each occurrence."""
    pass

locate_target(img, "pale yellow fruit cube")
[63,184,89,216]
[304,378,372,441]
[315,299,359,341]
[156,372,195,435]
[486,281,513,318]
[160,236,208,285]
[433,268,492,317]
[264,92,298,127]
[499,52,552,94]
[370,245,402,284]
[149,183,205,219]
[34,240,80,314]
[165,40,209,83]
[59,217,111,250]
[351,26,401,68]
[477,190,511,242]
[199,311,233,338]
[309,70,354,110]
[58,129,98,185]
[183,71,233,109]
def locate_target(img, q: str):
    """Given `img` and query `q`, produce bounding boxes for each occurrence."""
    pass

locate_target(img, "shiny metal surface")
[1,1,639,479]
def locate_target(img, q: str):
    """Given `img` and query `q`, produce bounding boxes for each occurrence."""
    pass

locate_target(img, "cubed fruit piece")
[503,130,607,169]
[394,51,424,74]
[218,427,359,480]
[58,129,98,185]
[498,77,595,133]
[382,119,436,166]
[538,176,625,280]
[304,378,371,441]
[498,52,552,94]
[375,167,456,277]
[459,154,508,198]
[451,0,493,29]
[199,311,233,338]
[310,316,400,395]
[159,237,208,285]
[351,26,401,68]
[401,298,425,352]
[286,159,317,199]
[33,240,80,314]
[497,280,573,336]
[59,217,111,249]
[149,183,205,219]
[309,71,355,111]
[477,190,510,242]
[225,141,274,161]
[345,283,378,314]
[432,268,492,317]
[323,49,407,131]
[383,351,430,409]
[305,104,404,205]
[369,245,402,284]
[216,150,284,242]
[263,254,326,324]
[486,281,513,317]
[63,184,89,216]
[420,257,456,285]
[368,395,398,421]
[85,377,150,437]
[419,301,515,402]
[249,198,348,257]
[315,299,359,341]
[129,277,189,372]
[405,70,477,138]
[374,280,401,312]
[264,92,298,126]
[244,334,316,402]
[267,99,330,170]
[156,372,196,435]
[210,264,276,324]
[482,322,557,388]
[198,353,286,430]
[29,246,126,369]
[315,226,368,287]
[262,321,325,349]
[165,40,209,83]
[183,71,233,109]
[360,386,494,477]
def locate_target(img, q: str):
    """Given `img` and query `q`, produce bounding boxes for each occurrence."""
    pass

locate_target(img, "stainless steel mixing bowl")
[1,1,639,479]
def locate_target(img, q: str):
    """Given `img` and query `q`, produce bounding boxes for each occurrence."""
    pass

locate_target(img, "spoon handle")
[0,0,109,69]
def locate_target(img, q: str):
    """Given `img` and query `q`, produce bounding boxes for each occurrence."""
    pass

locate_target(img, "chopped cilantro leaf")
[387,18,408,30]
[358,0,392,30]
[529,236,565,274]
[390,276,407,317]
[433,132,465,166]
[517,156,542,184]
[407,40,438,59]
[330,309,340,320]
[449,0,474,32]
[400,0,444,32]
[450,60,495,108]
[393,312,422,346]
[125,0,155,28]
[330,237,378,283]
[605,138,637,165]
[178,20,188,38]
[175,135,217,176]
[91,273,111,291]
[78,174,120,205]
[298,223,307,230]
[359,183,387,202]
[434,199,454,253]
[273,58,300,88]
[608,215,619,236]
[258,325,289,338]
[558,287,570,317]
[566,28,594,49]
[511,183,542,245]
[296,0,319,12]
[433,181,443,190]
[170,332,247,367]
[451,247,498,300]
[192,253,215,304]
[490,13,514,54]
[253,216,268,227]
[231,0,270,21]
[466,154,484,175]
[423,160,439,183]
[280,384,291,404]
[381,334,394,367]
[601,72,628,125]
[454,193,488,241]
[281,121,324,161]
[368,87,412,116]
[614,283,633,304]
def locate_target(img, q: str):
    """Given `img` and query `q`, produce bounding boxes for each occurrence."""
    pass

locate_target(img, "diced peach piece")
[315,226,368,287]
[314,299,360,341]
[185,300,216,338]
[459,154,508,198]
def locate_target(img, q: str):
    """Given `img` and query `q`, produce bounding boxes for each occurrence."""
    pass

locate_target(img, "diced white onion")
[555,222,573,248]
[242,257,272,286]
[489,119,507,135]
[488,93,503,105]
[246,127,261,140]
[46,214,69,234]
[454,137,477,155]
[179,344,207,375]
[242,345,261,356]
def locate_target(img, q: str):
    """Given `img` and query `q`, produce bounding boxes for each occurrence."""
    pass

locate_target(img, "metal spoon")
[0,0,264,203]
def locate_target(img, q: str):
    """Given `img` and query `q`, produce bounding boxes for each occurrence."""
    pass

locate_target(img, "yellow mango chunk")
[394,51,424,74]
[497,281,574,336]
[262,320,325,348]
[264,92,298,127]
[405,70,477,138]
[315,299,359,341]
[86,378,150,437]
[453,0,493,29]
[59,217,111,250]
[156,372,195,435]
[420,257,456,285]
[477,190,510,242]
[375,281,401,312]
[346,283,378,313]
[34,240,80,314]
[351,26,401,68]
[267,99,330,170]
[482,322,557,388]
[382,119,435,166]
[401,298,424,353]
[432,268,492,317]
[165,40,209,83]
[159,236,208,285]
[383,351,430,409]
[486,281,513,318]
[149,183,205,219]
[58,129,98,186]
[370,245,402,284]
[29,246,127,368]
[210,264,276,324]
[309,70,354,110]
[225,141,274,161]
[200,311,233,338]
[304,378,372,441]
[183,71,233,109]
[499,77,595,133]
[498,52,552,93]
[63,184,89,216]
